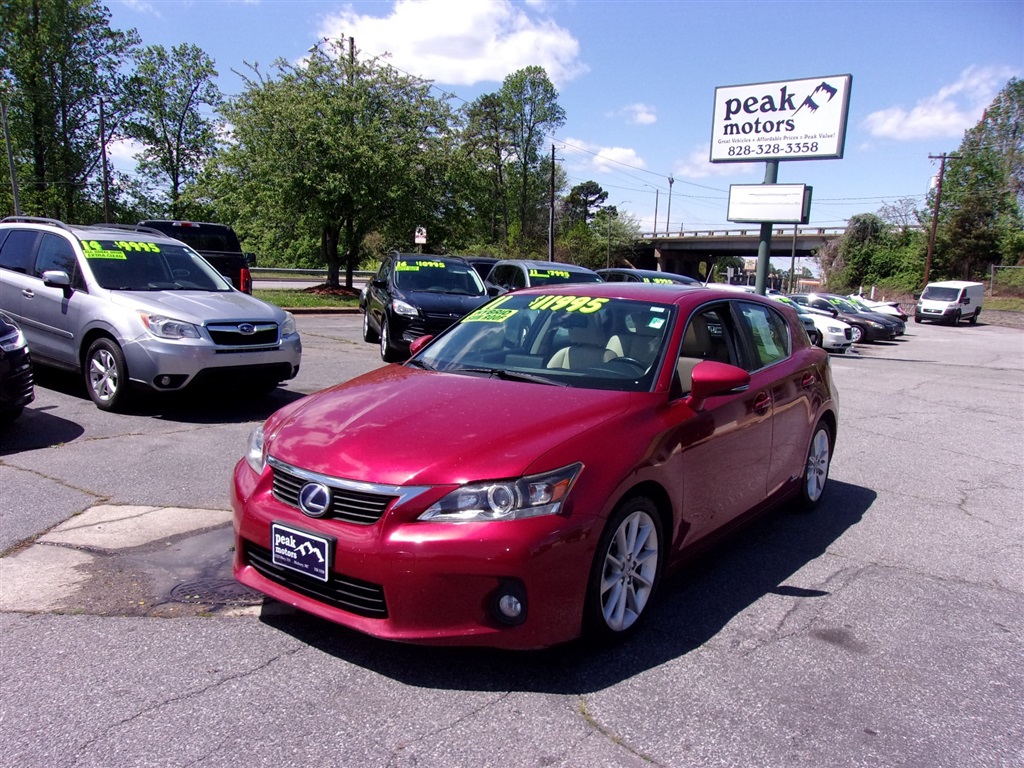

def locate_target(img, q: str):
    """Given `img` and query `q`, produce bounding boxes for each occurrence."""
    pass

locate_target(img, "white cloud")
[620,103,657,126]
[116,0,159,16]
[863,65,1019,141]
[559,137,647,174]
[316,0,587,87]
[674,145,757,179]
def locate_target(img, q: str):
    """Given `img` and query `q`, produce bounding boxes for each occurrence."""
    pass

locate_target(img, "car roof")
[502,259,598,272]
[392,252,471,264]
[512,279,785,311]
[1,216,181,245]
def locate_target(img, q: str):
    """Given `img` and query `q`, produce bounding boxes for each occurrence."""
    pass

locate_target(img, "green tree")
[125,43,222,218]
[933,78,1024,277]
[498,66,565,251]
[212,39,460,287]
[563,181,607,228]
[0,0,139,220]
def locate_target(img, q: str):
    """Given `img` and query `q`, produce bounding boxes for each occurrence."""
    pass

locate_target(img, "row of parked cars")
[358,254,915,362]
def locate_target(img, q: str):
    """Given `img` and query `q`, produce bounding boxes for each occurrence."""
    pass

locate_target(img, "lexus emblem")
[298,482,332,518]
[238,323,256,335]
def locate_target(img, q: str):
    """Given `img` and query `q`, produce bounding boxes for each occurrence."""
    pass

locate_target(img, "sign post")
[710,74,851,294]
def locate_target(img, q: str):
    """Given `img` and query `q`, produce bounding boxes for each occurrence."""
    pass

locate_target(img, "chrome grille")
[271,463,396,525]
[207,322,279,347]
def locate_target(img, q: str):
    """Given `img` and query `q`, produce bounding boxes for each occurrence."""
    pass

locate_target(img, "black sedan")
[361,253,489,362]
[597,268,701,286]
[0,312,34,424]
[788,293,902,343]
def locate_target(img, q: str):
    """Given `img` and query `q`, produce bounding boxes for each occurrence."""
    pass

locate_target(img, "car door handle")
[801,372,816,387]
[21,289,34,299]
[753,392,771,415]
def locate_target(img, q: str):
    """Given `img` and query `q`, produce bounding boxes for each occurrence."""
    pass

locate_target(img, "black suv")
[361,253,489,362]
[0,311,34,424]
[138,220,254,293]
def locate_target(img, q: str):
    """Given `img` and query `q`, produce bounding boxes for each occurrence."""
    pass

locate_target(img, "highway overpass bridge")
[634,226,844,278]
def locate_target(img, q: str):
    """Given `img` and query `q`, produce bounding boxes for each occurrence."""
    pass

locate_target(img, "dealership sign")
[710,75,852,163]
[728,184,812,224]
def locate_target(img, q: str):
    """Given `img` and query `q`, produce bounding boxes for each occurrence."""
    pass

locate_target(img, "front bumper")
[122,332,302,392]
[231,459,594,649]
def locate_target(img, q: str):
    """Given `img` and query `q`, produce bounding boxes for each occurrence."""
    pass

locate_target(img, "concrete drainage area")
[0,505,266,618]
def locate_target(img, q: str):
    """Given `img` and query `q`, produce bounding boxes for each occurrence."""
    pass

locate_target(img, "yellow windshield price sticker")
[464,308,519,323]
[82,239,159,254]
[529,269,570,279]
[527,295,609,314]
[397,260,445,271]
[642,277,674,284]
[84,250,127,260]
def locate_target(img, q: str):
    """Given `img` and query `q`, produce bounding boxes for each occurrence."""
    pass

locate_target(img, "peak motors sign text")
[710,75,851,163]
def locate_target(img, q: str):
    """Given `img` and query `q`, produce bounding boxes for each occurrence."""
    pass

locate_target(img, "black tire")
[379,317,398,362]
[969,310,979,325]
[584,495,664,641]
[796,420,832,512]
[849,323,865,343]
[362,310,379,343]
[914,315,921,324]
[950,310,961,326]
[84,337,131,412]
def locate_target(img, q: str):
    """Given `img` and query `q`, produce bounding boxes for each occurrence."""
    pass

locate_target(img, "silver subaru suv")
[0,217,301,411]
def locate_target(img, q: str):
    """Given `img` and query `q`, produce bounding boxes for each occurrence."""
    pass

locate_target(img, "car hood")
[401,290,488,316]
[110,290,284,323]
[264,365,632,486]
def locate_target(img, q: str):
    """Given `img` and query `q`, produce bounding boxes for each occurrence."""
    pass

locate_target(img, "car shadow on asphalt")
[0,405,86,455]
[29,366,306,425]
[258,479,875,693]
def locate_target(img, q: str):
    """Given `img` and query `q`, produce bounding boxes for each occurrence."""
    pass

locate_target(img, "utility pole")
[99,97,111,223]
[549,143,555,260]
[665,175,674,235]
[1,96,20,215]
[923,153,959,289]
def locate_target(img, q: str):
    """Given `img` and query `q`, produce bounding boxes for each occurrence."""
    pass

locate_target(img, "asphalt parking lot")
[1,315,1022,767]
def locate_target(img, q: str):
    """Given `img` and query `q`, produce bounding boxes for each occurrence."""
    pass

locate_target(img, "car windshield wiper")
[451,366,568,387]
[405,359,435,371]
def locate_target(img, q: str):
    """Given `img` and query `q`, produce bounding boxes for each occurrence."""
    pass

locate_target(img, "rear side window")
[0,230,40,274]
[737,302,790,369]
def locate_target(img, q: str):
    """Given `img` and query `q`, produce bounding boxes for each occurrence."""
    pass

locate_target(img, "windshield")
[527,267,602,286]
[393,259,485,295]
[412,292,675,392]
[79,238,232,291]
[922,286,960,301]
[826,297,858,313]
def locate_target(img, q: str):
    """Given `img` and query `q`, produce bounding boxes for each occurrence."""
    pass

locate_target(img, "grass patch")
[986,297,1024,312]
[253,287,361,309]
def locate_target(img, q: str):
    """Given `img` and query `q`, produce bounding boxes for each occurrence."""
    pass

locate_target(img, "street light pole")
[665,175,674,235]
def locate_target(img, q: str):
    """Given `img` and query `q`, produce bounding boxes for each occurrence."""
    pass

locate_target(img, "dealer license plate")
[271,523,332,582]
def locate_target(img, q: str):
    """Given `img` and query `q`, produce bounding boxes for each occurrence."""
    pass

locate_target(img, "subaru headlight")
[140,312,200,339]
[419,463,583,522]
[0,326,27,352]
[392,298,419,317]
[280,312,297,336]
[245,424,266,474]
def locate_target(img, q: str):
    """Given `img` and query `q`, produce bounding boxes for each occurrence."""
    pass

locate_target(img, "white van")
[914,280,984,325]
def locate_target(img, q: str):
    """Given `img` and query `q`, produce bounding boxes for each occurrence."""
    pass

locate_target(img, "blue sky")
[107,0,1023,234]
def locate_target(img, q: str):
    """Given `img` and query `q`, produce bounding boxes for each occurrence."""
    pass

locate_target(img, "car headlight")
[866,320,884,329]
[391,298,419,317]
[826,325,843,333]
[418,463,583,522]
[245,424,266,474]
[0,326,27,352]
[140,312,201,339]
[280,312,297,336]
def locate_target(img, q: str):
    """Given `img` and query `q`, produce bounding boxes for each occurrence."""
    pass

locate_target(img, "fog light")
[498,594,522,619]
[491,580,527,626]
[159,375,171,386]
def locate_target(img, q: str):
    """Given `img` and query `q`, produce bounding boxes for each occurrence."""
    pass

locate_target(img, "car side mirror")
[912,293,921,300]
[685,361,751,411]
[407,335,433,358]
[961,297,970,305]
[371,277,386,288]
[42,269,72,294]
[244,252,257,266]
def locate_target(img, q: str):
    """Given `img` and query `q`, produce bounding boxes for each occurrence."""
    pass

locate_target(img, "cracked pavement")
[1,315,1021,767]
